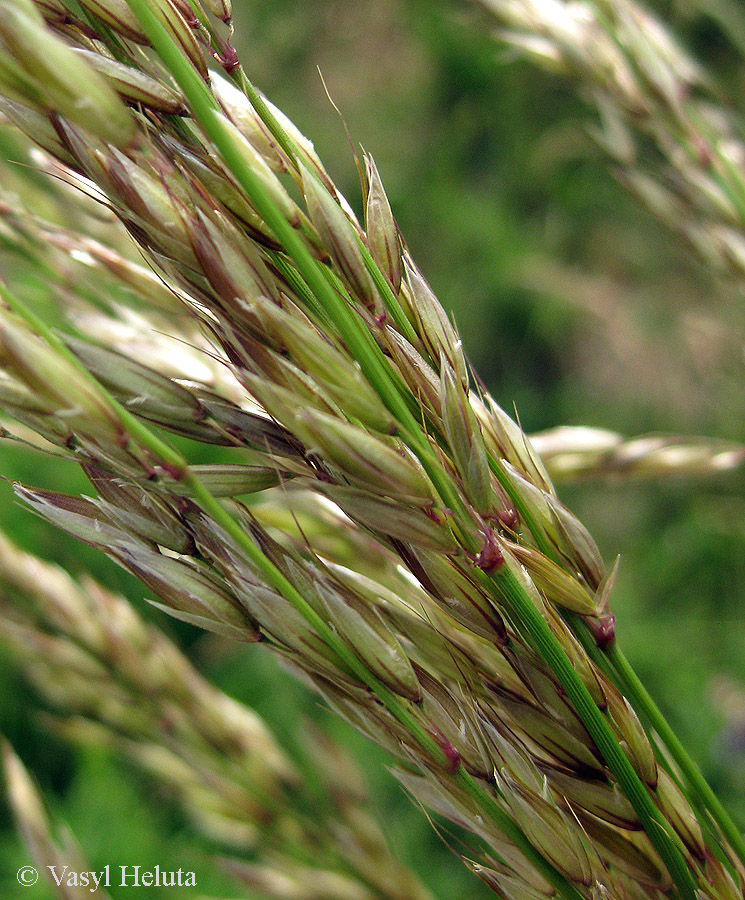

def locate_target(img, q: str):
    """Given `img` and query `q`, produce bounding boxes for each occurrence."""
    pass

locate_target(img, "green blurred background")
[2,0,745,896]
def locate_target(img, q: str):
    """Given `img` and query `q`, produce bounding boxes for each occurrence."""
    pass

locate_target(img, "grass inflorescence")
[0,1,742,899]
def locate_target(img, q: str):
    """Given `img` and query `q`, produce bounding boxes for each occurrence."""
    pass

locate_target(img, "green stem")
[232,66,299,167]
[265,249,332,328]
[566,601,745,867]
[606,642,745,865]
[355,233,421,345]
[492,442,744,870]
[487,452,558,559]
[482,564,698,900]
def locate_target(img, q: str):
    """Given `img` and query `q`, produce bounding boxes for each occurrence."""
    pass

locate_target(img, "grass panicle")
[0,2,742,899]
[477,0,745,292]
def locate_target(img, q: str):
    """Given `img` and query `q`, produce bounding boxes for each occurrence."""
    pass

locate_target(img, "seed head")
[320,579,422,702]
[294,408,434,506]
[302,167,381,311]
[495,768,593,884]
[68,337,205,433]
[401,255,467,388]
[0,96,75,164]
[441,361,493,514]
[121,546,261,642]
[407,547,508,643]
[84,464,192,554]
[605,686,658,788]
[364,153,402,294]
[72,49,186,115]
[0,1,135,147]
[220,114,301,225]
[503,540,599,616]
[654,769,706,860]
[246,296,394,432]
[0,313,124,446]
[75,0,148,42]
[319,484,458,553]
[163,463,287,498]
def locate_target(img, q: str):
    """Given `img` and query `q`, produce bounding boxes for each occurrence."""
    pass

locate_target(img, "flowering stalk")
[0,2,742,898]
[108,8,703,892]
[0,272,586,900]
[531,427,745,482]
